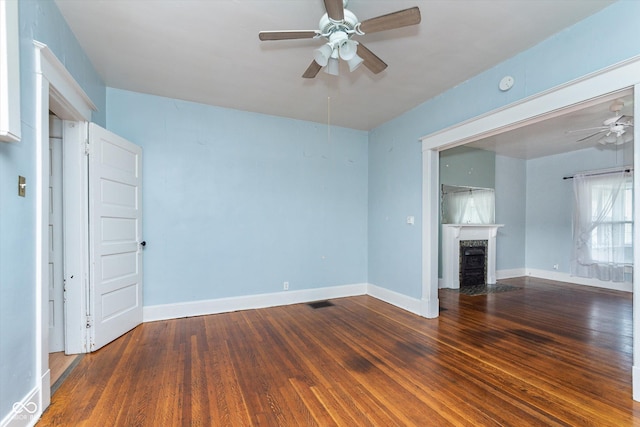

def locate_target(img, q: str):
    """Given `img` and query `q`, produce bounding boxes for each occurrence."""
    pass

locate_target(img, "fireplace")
[441,224,503,289]
[459,240,487,287]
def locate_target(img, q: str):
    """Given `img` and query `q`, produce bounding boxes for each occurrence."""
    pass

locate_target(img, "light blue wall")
[368,117,423,298]
[525,145,633,273]
[368,0,640,298]
[106,88,368,305]
[495,155,526,271]
[0,0,105,419]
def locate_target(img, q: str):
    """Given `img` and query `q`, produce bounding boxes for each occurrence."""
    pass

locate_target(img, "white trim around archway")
[419,55,640,400]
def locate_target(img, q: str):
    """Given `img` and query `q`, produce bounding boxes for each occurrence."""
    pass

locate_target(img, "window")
[590,178,633,264]
[0,0,21,142]
[571,170,633,282]
[441,185,495,224]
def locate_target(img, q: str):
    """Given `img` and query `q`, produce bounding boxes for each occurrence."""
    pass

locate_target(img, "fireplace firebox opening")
[459,240,488,287]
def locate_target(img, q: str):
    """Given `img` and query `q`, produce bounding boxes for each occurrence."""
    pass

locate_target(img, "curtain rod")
[562,168,633,180]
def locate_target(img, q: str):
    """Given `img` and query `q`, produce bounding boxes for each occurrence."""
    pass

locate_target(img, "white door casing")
[35,41,97,415]
[88,123,143,351]
[48,115,64,352]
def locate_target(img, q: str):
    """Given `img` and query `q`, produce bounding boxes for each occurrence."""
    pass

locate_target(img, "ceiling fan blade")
[324,0,344,21]
[577,130,606,142]
[616,115,634,125]
[357,43,388,74]
[302,61,322,79]
[565,126,607,134]
[359,7,421,34]
[259,30,318,41]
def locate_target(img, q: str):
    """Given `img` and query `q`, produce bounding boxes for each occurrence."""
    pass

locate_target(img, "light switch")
[407,216,415,225]
[18,176,26,197]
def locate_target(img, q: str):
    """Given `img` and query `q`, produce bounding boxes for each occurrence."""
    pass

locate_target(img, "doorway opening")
[47,113,83,394]
[420,57,640,400]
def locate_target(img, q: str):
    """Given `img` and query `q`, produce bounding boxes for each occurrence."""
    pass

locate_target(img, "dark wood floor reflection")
[38,277,640,426]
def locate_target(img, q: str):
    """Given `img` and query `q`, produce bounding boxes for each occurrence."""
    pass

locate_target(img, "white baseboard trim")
[367,283,422,316]
[144,267,631,324]
[0,384,41,427]
[40,369,50,418]
[524,268,632,293]
[143,283,368,322]
[496,268,527,280]
[634,365,640,402]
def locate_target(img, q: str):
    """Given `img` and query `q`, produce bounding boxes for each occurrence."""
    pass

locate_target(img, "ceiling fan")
[570,100,634,145]
[258,0,421,78]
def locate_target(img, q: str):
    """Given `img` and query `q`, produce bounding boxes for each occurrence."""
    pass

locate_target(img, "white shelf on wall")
[0,0,21,143]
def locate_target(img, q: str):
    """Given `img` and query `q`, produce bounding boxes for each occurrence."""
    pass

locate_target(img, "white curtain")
[473,189,495,224]
[571,171,633,282]
[442,190,470,223]
[442,188,495,224]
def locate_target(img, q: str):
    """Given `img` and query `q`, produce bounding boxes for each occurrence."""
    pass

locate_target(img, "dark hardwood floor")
[38,277,640,426]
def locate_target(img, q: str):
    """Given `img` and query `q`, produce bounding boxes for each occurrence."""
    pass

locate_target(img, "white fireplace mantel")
[441,224,504,289]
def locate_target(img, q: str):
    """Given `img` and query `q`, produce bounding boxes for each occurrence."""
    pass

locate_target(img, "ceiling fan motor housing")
[319,9,359,36]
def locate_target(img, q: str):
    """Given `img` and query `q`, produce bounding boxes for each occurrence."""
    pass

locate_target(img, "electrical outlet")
[283,281,289,291]
[553,264,559,270]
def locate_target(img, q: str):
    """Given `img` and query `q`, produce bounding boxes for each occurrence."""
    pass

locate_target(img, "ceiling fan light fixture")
[314,44,333,67]
[621,133,634,144]
[339,39,358,60]
[598,132,630,145]
[324,57,340,76]
[599,133,618,145]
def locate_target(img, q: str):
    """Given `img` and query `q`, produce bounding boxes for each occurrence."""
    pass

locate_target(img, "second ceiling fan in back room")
[258,0,421,78]
[568,100,635,146]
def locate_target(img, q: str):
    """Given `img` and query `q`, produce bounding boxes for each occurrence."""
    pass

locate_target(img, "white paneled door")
[88,123,143,351]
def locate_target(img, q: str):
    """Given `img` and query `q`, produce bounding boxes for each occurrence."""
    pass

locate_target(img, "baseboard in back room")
[496,268,632,293]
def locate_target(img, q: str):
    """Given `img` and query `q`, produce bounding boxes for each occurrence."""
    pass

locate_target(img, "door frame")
[419,55,640,399]
[34,41,96,413]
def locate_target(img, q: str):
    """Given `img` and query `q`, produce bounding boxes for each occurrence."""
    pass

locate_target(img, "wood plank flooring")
[49,352,78,386]
[38,277,640,426]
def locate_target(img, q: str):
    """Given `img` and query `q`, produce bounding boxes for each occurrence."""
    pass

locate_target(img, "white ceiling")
[54,0,616,132]
[467,90,634,159]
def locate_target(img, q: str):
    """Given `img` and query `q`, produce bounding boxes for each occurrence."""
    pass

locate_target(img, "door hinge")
[86,315,93,328]
[84,141,91,156]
